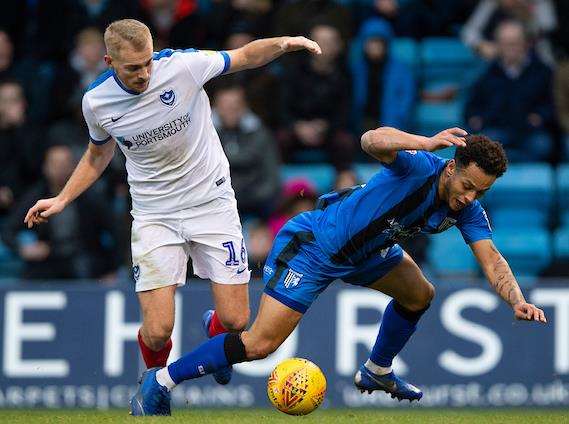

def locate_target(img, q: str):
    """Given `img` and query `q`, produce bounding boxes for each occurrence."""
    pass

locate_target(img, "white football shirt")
[82,49,233,219]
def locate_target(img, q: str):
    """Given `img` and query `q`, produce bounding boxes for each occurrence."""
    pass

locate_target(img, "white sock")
[156,367,176,391]
[365,359,392,376]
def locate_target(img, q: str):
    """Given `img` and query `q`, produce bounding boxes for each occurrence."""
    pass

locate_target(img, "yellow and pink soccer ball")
[267,357,327,416]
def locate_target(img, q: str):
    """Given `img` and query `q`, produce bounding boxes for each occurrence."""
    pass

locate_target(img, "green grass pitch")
[0,409,567,423]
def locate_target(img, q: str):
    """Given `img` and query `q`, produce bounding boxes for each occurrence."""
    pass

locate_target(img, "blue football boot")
[354,364,423,402]
[202,309,232,385]
[130,367,171,416]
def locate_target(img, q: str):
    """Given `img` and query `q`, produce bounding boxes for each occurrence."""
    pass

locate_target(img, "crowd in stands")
[0,0,568,281]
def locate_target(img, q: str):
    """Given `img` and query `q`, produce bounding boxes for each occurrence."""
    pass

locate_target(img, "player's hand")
[513,302,547,323]
[280,36,322,55]
[425,127,468,152]
[23,196,67,228]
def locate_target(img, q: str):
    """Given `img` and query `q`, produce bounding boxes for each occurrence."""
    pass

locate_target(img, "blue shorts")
[263,212,403,313]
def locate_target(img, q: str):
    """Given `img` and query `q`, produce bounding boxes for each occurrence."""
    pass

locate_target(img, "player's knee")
[144,321,174,348]
[424,282,435,304]
[406,282,435,312]
[219,309,250,332]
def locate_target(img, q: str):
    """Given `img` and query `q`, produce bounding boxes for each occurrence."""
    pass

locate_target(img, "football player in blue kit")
[135,127,547,410]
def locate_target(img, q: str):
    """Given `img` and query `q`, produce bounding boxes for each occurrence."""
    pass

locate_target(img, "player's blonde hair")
[104,19,152,58]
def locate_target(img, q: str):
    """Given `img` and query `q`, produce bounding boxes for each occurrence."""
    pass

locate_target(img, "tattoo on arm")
[488,251,525,306]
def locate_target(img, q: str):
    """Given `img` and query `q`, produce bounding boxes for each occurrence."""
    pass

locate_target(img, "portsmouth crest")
[116,136,133,150]
[159,89,176,107]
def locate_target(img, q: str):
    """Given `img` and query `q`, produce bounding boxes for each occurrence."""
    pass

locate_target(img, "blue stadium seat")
[561,211,569,226]
[0,239,22,279]
[427,229,478,276]
[281,164,336,195]
[553,227,569,257]
[489,208,549,229]
[414,101,463,135]
[420,37,480,85]
[354,163,381,183]
[558,164,569,210]
[492,228,551,276]
[484,163,554,211]
[391,38,419,69]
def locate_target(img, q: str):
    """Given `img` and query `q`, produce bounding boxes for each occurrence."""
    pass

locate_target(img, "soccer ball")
[267,357,327,415]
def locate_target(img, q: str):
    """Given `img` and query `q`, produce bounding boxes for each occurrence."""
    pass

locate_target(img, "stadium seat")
[427,228,478,276]
[561,211,569,226]
[492,228,551,276]
[281,164,336,195]
[414,101,463,135]
[484,163,554,211]
[489,208,549,229]
[0,240,22,279]
[354,163,381,183]
[558,164,569,210]
[391,38,419,69]
[420,37,480,86]
[553,227,569,257]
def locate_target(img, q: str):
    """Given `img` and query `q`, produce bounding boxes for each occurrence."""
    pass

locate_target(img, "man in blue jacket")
[350,18,416,134]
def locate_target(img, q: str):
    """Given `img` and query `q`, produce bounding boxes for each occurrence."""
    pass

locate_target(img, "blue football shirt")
[312,150,492,265]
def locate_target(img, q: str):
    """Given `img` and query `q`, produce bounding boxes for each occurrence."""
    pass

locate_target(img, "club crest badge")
[284,269,303,289]
[160,89,176,107]
[437,217,457,232]
[132,265,140,282]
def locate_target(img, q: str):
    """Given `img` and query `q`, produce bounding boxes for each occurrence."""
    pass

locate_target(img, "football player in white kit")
[23,19,321,415]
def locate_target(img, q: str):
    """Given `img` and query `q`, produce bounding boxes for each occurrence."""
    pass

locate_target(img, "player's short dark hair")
[454,134,508,178]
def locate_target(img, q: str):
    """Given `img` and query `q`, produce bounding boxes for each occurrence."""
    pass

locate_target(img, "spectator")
[0,79,43,216]
[350,18,415,135]
[554,60,569,160]
[208,26,281,128]
[213,83,281,218]
[140,0,206,50]
[335,169,358,191]
[279,23,355,174]
[268,178,318,237]
[207,0,275,48]
[70,0,145,43]
[464,20,554,162]
[244,219,274,278]
[2,144,117,280]
[351,0,478,39]
[0,29,54,126]
[551,0,569,58]
[461,0,557,64]
[50,27,107,122]
[0,30,15,80]
[274,0,353,43]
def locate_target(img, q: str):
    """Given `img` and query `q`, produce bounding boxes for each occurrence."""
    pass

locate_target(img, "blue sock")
[370,299,428,368]
[167,334,229,384]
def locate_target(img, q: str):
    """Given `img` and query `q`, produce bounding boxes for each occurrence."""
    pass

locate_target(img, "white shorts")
[131,196,250,292]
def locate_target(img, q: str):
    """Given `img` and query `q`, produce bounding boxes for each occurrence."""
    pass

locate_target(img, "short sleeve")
[177,49,231,86]
[382,150,440,176]
[82,95,111,145]
[456,200,493,244]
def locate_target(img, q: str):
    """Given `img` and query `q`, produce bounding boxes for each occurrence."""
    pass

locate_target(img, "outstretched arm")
[470,239,547,322]
[360,127,467,164]
[24,140,116,228]
[226,36,321,73]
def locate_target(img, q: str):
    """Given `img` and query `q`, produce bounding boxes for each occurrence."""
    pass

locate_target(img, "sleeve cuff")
[219,51,231,75]
[90,135,112,145]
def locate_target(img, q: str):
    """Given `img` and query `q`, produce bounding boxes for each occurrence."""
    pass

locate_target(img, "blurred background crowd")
[0,0,568,283]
